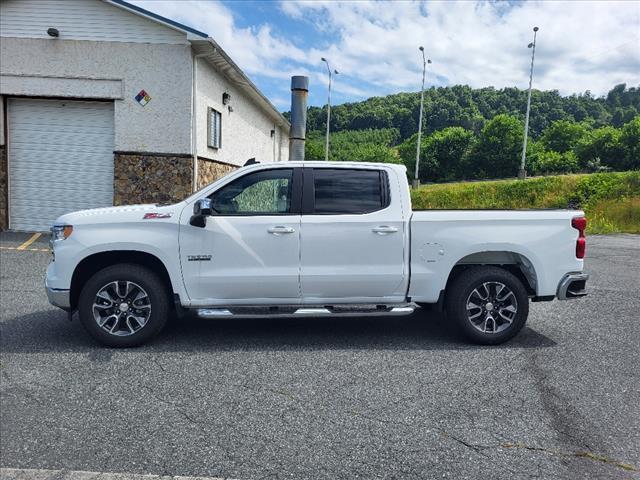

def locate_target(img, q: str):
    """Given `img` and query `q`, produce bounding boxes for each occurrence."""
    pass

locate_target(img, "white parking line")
[0,246,50,253]
[0,468,237,480]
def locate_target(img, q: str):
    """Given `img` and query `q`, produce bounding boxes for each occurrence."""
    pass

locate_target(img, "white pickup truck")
[45,161,588,347]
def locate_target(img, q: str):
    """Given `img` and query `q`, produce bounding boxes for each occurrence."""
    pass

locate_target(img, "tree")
[575,126,625,170]
[305,128,401,163]
[304,135,325,161]
[619,116,640,170]
[294,83,640,181]
[399,127,475,182]
[467,114,524,179]
[540,120,590,153]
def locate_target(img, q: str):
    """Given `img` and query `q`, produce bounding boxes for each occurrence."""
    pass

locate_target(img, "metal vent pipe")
[289,76,308,161]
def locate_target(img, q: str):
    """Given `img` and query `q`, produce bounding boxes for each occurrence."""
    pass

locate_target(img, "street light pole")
[321,57,338,162]
[413,47,430,188]
[519,26,539,180]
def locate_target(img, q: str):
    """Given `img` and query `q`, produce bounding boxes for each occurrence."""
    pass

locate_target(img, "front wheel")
[78,264,170,347]
[445,266,529,345]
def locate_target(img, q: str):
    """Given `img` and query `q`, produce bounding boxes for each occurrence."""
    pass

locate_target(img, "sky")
[131,0,640,110]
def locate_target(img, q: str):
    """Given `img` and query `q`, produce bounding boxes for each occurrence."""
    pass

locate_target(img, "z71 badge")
[187,255,212,262]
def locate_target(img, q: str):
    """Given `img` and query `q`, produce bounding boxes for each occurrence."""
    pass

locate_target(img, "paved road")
[1,233,639,480]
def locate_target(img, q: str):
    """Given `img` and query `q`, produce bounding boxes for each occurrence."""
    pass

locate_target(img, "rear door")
[299,167,407,303]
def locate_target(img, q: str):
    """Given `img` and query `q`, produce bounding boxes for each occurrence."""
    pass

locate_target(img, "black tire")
[78,264,170,347]
[445,266,529,345]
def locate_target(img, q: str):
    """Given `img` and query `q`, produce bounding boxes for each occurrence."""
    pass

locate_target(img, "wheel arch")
[445,250,539,296]
[70,250,174,311]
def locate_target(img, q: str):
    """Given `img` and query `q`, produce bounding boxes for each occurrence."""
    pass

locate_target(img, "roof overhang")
[190,38,290,129]
[104,0,290,130]
[105,0,208,38]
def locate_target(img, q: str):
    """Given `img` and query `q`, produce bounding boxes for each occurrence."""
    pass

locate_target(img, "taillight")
[572,216,587,259]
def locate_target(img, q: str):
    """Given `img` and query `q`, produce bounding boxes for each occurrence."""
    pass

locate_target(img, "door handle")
[268,226,295,235]
[372,225,398,235]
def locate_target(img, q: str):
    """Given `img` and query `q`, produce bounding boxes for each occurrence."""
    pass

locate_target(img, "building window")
[208,107,222,149]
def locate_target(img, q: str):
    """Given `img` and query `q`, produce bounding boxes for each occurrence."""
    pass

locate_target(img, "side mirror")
[190,198,213,227]
[193,198,213,216]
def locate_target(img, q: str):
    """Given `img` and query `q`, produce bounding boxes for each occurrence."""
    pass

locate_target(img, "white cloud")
[130,0,640,106]
[290,0,640,96]
[128,0,307,78]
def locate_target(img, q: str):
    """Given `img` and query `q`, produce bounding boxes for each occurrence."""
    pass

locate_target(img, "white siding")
[0,0,188,44]
[196,59,289,166]
[8,98,115,231]
[1,37,193,154]
[0,74,123,99]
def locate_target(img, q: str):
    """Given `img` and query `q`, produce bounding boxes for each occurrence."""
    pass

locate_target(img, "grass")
[410,171,640,234]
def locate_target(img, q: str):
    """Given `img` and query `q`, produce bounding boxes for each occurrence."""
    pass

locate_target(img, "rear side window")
[312,169,388,214]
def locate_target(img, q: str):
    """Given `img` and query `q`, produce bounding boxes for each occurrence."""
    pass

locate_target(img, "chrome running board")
[197,304,415,318]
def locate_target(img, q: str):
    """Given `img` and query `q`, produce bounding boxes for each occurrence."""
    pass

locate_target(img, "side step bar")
[197,305,416,318]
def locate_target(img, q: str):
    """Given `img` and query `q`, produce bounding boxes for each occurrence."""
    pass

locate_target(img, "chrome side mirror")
[190,198,213,227]
[193,198,213,216]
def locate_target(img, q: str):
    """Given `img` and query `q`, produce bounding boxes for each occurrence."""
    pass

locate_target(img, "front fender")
[49,221,187,301]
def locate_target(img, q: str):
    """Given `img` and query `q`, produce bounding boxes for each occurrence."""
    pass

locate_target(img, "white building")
[0,0,290,231]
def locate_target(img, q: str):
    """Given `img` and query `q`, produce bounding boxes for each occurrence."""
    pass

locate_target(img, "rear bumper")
[557,272,589,300]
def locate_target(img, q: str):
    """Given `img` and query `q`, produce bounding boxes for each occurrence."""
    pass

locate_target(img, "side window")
[313,169,388,214]
[210,169,293,215]
[208,108,222,149]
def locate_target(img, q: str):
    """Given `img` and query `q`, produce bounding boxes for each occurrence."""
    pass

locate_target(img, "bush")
[530,150,579,175]
[410,171,640,233]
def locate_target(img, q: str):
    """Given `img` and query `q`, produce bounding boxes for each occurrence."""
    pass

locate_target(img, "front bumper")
[557,272,589,300]
[45,277,71,310]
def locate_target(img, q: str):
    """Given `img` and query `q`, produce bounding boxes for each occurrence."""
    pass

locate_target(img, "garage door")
[8,98,114,231]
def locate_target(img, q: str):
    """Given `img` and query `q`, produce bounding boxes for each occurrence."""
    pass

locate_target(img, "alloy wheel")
[92,281,152,336]
[465,281,518,334]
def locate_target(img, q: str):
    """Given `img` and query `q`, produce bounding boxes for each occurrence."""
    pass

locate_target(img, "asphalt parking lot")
[1,232,639,480]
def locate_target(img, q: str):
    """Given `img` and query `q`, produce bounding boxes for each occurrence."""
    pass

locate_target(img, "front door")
[180,168,301,305]
[300,167,407,303]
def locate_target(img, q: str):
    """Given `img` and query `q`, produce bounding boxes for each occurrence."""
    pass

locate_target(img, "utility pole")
[519,26,539,180]
[413,46,430,188]
[321,57,338,162]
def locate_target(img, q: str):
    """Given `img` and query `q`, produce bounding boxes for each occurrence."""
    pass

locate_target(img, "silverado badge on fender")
[187,255,212,262]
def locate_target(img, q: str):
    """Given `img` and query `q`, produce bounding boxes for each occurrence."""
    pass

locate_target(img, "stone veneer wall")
[197,157,237,190]
[114,153,193,206]
[0,145,7,230]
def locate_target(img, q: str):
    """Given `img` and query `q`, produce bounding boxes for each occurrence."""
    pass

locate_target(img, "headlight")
[51,225,73,242]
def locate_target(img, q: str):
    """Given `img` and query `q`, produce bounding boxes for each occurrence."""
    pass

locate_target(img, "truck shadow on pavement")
[1,308,556,354]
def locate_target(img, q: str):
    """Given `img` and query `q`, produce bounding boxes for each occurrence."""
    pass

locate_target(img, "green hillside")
[290,83,640,182]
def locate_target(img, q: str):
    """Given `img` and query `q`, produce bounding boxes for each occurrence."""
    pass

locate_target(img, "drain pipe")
[191,52,208,191]
[289,76,308,161]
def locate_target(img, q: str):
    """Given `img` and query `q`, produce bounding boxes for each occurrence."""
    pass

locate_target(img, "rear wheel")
[78,264,170,347]
[445,266,529,345]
